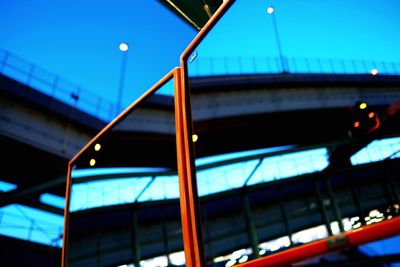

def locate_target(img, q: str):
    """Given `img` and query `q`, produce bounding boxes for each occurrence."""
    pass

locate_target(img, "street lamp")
[116,42,129,115]
[267,6,287,73]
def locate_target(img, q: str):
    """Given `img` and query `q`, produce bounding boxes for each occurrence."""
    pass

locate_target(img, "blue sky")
[0,0,196,111]
[198,0,400,60]
[190,0,400,76]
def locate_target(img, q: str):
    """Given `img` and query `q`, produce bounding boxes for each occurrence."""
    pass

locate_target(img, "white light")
[330,221,340,234]
[213,256,226,263]
[192,134,199,143]
[141,256,168,267]
[342,218,353,231]
[292,225,328,244]
[371,68,378,75]
[238,255,248,263]
[374,217,384,223]
[232,249,246,260]
[119,42,129,52]
[369,209,382,217]
[170,251,186,266]
[267,6,274,14]
[298,236,312,244]
[225,260,236,267]
[94,143,101,151]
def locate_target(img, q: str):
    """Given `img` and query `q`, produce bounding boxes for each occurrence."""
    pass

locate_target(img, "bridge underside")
[67,158,400,266]
[1,72,400,266]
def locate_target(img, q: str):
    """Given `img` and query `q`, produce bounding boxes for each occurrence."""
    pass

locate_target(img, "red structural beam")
[236,216,400,267]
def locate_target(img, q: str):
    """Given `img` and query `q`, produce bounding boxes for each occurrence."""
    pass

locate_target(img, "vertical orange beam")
[61,163,73,267]
[178,1,235,266]
[175,67,206,267]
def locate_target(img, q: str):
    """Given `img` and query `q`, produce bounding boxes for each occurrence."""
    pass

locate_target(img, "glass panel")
[40,193,65,209]
[0,180,17,192]
[0,204,63,247]
[185,1,400,265]
[66,73,184,267]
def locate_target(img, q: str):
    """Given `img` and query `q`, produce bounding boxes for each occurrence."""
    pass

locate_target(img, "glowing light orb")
[359,102,367,110]
[94,143,101,151]
[119,42,129,52]
[371,68,378,75]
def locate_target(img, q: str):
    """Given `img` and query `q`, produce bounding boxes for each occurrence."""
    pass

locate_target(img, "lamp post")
[116,42,129,115]
[267,6,287,73]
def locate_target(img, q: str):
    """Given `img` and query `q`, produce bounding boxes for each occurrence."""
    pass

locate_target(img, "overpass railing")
[2,47,400,122]
[189,56,400,77]
[0,48,117,122]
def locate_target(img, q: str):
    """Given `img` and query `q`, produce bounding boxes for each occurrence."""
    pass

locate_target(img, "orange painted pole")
[61,163,72,267]
[178,1,235,266]
[175,67,202,266]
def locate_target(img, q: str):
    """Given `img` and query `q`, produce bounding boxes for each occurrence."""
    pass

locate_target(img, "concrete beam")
[0,96,93,159]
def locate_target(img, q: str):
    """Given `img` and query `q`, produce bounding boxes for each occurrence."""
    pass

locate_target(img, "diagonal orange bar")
[62,69,178,267]
[236,216,400,267]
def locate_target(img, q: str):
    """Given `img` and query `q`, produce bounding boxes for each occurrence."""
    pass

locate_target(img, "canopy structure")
[158,0,223,30]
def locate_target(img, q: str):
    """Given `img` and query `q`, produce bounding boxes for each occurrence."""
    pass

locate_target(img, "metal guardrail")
[0,48,117,122]
[189,56,400,77]
[1,47,400,122]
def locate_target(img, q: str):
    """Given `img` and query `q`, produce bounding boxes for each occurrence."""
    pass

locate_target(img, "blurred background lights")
[169,251,186,266]
[371,68,379,75]
[359,102,367,109]
[267,6,274,14]
[119,42,129,52]
[192,134,199,142]
[94,143,101,151]
[89,159,96,166]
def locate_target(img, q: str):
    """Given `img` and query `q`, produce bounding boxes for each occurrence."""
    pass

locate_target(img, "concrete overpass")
[1,65,400,267]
